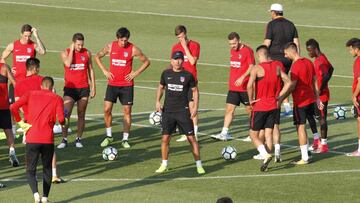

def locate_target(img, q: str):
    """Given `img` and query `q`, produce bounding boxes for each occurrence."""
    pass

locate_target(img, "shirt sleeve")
[265,23,273,40]
[247,48,255,65]
[56,96,65,125]
[192,43,200,58]
[290,64,300,82]
[189,74,196,88]
[160,71,166,86]
[293,24,299,38]
[10,92,29,122]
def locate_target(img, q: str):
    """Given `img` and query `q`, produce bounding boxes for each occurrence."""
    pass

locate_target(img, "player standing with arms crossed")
[95,27,150,148]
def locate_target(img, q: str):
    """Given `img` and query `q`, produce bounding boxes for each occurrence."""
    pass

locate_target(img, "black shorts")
[8,84,14,104]
[105,85,134,105]
[271,55,292,74]
[354,100,360,118]
[293,103,316,125]
[274,109,281,125]
[63,87,90,102]
[314,101,328,121]
[0,109,12,129]
[162,110,194,136]
[250,109,278,131]
[226,91,250,106]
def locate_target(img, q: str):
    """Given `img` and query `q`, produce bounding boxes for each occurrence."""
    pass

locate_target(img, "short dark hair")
[216,197,233,203]
[116,27,130,39]
[175,25,187,36]
[26,58,40,70]
[346,38,360,47]
[256,45,269,53]
[21,24,32,33]
[306,38,320,51]
[284,42,298,52]
[352,40,360,50]
[72,33,84,42]
[42,76,54,89]
[228,32,240,40]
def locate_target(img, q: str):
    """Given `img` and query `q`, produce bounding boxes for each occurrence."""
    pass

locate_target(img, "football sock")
[122,132,129,141]
[283,102,292,113]
[300,145,309,161]
[195,160,202,167]
[221,127,229,135]
[162,160,168,166]
[9,147,15,155]
[106,127,112,137]
[313,133,320,140]
[52,168,57,177]
[274,144,281,156]
[257,144,268,157]
[34,192,40,201]
[321,139,327,145]
[194,125,198,135]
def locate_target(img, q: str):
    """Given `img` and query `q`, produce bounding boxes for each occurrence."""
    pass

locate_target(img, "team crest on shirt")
[81,56,85,61]
[238,54,242,59]
[27,48,32,53]
[124,52,129,57]
[180,76,185,83]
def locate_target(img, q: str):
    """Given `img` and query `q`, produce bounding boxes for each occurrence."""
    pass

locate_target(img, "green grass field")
[0,0,360,202]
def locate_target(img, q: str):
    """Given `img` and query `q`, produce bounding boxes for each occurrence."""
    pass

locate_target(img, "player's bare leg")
[292,124,310,164]
[241,105,253,142]
[100,101,114,147]
[273,124,282,162]
[51,153,64,184]
[58,96,74,149]
[348,116,360,156]
[74,97,88,148]
[5,128,19,167]
[250,129,272,172]
[211,103,236,141]
[121,105,132,148]
[155,134,171,173]
[187,135,205,174]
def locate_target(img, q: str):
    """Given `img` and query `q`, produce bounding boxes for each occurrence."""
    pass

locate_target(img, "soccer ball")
[221,146,237,160]
[333,106,347,120]
[149,111,162,126]
[102,146,118,161]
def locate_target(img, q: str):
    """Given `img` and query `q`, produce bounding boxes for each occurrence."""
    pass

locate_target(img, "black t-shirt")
[265,17,298,56]
[160,68,195,112]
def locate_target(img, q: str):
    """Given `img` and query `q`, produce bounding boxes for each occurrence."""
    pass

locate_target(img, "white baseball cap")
[269,3,283,12]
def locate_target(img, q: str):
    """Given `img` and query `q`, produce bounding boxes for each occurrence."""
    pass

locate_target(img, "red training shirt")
[0,63,9,110]
[352,56,360,100]
[229,44,255,92]
[109,41,133,87]
[12,40,36,80]
[64,48,90,88]
[10,89,65,144]
[171,40,200,81]
[314,53,332,102]
[291,58,316,107]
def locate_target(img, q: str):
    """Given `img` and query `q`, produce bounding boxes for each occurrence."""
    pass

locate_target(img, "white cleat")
[253,154,264,160]
[240,136,252,142]
[210,133,233,141]
[176,135,188,142]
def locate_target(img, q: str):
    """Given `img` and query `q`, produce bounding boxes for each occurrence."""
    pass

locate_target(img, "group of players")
[0,3,360,202]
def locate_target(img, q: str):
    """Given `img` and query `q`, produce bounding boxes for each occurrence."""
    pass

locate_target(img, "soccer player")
[57,33,96,149]
[247,45,291,172]
[264,3,300,116]
[1,24,46,139]
[284,42,323,165]
[154,51,205,174]
[0,63,18,166]
[95,27,150,148]
[306,39,334,153]
[10,77,65,203]
[15,58,65,184]
[171,25,201,142]
[211,32,254,141]
[346,38,360,156]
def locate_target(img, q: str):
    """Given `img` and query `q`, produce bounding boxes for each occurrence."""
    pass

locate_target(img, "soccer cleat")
[210,133,233,141]
[121,140,131,148]
[155,164,168,173]
[241,136,252,142]
[52,176,65,184]
[75,138,83,148]
[291,159,309,165]
[197,166,206,174]
[176,135,188,142]
[253,154,264,160]
[314,144,329,154]
[57,139,68,149]
[9,153,19,167]
[310,139,320,151]
[274,155,282,163]
[281,110,293,118]
[346,151,360,157]
[260,154,272,172]
[41,197,48,203]
[100,136,113,147]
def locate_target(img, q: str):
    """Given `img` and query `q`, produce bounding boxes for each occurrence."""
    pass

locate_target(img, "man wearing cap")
[264,3,300,117]
[154,51,205,174]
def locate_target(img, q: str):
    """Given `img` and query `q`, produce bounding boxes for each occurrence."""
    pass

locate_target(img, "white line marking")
[0,1,358,31]
[2,169,360,182]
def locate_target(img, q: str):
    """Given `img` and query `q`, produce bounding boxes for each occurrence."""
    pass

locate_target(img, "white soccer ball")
[149,111,162,126]
[102,146,118,161]
[221,146,237,160]
[333,106,347,120]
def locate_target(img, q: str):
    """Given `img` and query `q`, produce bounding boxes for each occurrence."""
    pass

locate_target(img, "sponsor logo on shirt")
[112,59,126,67]
[167,77,172,80]
[168,84,183,92]
[69,64,85,70]
[15,55,31,62]
[238,54,242,59]
[180,76,185,83]
[27,48,32,53]
[184,55,189,62]
[81,56,86,61]
[124,52,129,57]
[230,61,241,68]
